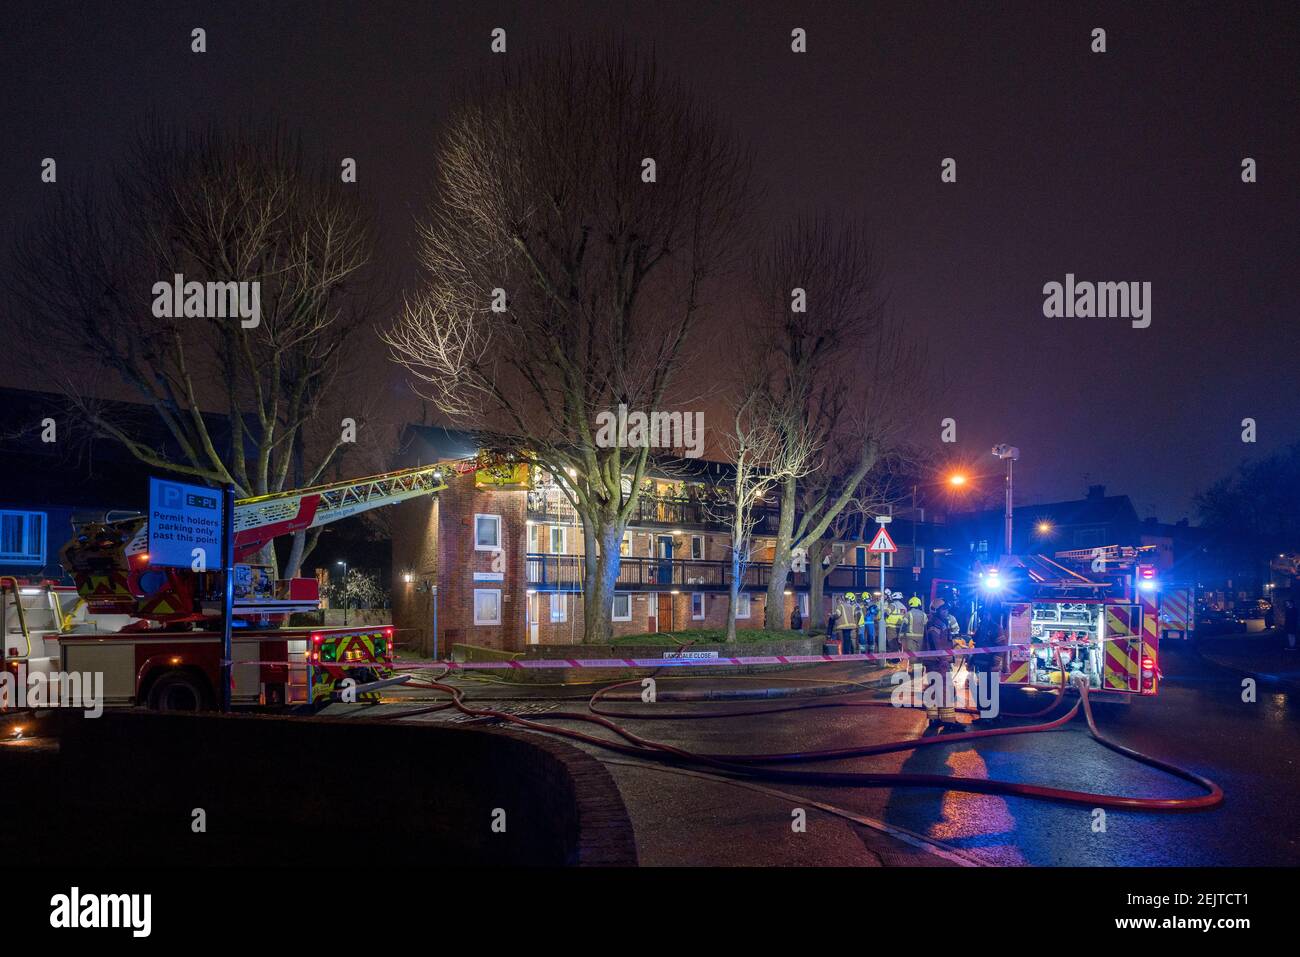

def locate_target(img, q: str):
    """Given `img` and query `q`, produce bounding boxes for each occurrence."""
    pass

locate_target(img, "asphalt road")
[357,641,1300,866]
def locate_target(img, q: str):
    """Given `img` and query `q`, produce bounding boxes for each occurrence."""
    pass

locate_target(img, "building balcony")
[525,552,906,594]
[525,489,780,534]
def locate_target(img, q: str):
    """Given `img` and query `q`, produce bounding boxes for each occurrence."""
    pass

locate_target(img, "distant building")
[942,483,1207,581]
[945,485,1143,562]
[0,389,147,582]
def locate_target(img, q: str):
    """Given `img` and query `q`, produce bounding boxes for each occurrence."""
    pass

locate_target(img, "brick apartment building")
[390,426,935,656]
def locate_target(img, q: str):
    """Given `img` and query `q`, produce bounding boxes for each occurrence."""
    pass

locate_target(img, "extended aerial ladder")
[59,453,523,625]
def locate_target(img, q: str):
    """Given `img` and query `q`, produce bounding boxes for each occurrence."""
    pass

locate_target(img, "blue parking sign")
[148,477,225,569]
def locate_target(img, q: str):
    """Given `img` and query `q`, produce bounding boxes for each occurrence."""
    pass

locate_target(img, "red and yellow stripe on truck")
[1102,593,1159,694]
[1159,586,1194,639]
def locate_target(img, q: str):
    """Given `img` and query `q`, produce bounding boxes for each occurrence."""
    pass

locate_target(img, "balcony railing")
[526,489,780,534]
[525,553,898,593]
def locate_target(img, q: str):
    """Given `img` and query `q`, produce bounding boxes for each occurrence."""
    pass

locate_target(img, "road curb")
[1194,637,1300,692]
[595,666,904,702]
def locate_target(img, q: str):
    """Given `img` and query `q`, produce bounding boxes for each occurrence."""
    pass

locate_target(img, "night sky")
[3,1,1296,520]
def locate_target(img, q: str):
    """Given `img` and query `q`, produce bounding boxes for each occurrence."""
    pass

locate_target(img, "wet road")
[366,644,1300,865]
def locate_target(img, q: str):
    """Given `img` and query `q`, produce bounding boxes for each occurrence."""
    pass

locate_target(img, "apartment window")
[799,593,809,618]
[0,511,45,564]
[474,514,501,550]
[691,593,705,620]
[735,592,751,619]
[691,535,704,560]
[527,523,541,552]
[550,593,567,623]
[613,593,632,621]
[550,525,566,554]
[473,589,501,625]
[620,531,632,556]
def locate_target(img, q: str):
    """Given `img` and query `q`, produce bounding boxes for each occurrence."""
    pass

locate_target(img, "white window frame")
[620,531,633,556]
[550,525,567,554]
[527,523,541,552]
[799,592,809,617]
[691,535,704,560]
[474,514,502,551]
[473,588,502,625]
[0,510,45,565]
[735,592,751,620]
[613,593,632,622]
[691,593,705,621]
[550,593,567,623]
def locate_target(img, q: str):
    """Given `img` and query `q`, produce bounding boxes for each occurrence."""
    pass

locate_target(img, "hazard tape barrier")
[228,639,1122,671]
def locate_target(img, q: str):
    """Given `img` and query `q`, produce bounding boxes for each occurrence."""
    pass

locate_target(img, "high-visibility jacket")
[905,608,927,638]
[835,600,856,631]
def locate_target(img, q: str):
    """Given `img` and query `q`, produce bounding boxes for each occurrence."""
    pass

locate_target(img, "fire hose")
[379,667,1223,812]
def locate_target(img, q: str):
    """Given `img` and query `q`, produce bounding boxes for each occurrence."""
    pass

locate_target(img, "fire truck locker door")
[61,641,136,707]
[1004,602,1033,684]
[1103,603,1142,692]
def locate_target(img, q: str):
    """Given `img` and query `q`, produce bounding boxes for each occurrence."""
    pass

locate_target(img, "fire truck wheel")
[146,670,214,712]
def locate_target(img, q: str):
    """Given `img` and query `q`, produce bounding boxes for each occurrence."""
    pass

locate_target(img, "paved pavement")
[1195,628,1300,689]
[336,641,1300,866]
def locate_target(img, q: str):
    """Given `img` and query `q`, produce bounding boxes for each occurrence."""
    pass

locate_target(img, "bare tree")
[385,43,753,642]
[800,448,916,634]
[747,218,922,629]
[6,124,378,576]
[710,386,816,641]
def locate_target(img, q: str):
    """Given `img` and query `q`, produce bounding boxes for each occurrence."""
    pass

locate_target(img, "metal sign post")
[221,485,235,713]
[147,476,233,711]
[870,517,897,654]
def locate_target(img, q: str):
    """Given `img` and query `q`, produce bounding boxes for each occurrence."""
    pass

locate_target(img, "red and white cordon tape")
[237,640,1117,671]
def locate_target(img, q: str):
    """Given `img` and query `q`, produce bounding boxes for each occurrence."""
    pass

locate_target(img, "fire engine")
[933,545,1165,703]
[1157,582,1196,641]
[2,453,525,711]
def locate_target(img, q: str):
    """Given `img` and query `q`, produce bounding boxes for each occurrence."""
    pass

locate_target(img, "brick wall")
[393,476,809,652]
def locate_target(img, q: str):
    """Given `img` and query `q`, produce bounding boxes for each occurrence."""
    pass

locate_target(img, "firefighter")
[836,593,858,655]
[885,591,906,650]
[923,599,960,732]
[903,596,927,659]
[968,601,1004,722]
[863,593,879,651]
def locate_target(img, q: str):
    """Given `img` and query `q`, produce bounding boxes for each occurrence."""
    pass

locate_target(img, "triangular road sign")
[868,525,898,553]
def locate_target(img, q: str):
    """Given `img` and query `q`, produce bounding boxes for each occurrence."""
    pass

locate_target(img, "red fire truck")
[2,453,523,710]
[933,545,1164,703]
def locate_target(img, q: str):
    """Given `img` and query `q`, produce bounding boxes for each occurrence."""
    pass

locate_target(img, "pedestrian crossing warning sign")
[867,526,897,553]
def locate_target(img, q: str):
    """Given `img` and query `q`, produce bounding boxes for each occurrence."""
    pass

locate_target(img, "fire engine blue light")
[1139,579,1157,592]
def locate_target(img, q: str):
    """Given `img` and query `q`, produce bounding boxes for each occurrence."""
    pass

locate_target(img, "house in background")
[944,485,1144,565]
[0,388,147,582]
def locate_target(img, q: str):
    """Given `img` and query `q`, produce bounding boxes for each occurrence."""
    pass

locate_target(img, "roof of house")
[952,486,1141,533]
[399,423,738,483]
[0,387,229,510]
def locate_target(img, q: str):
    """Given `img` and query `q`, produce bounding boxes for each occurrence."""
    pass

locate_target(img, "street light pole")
[911,484,918,582]
[336,560,348,625]
[992,445,1020,556]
